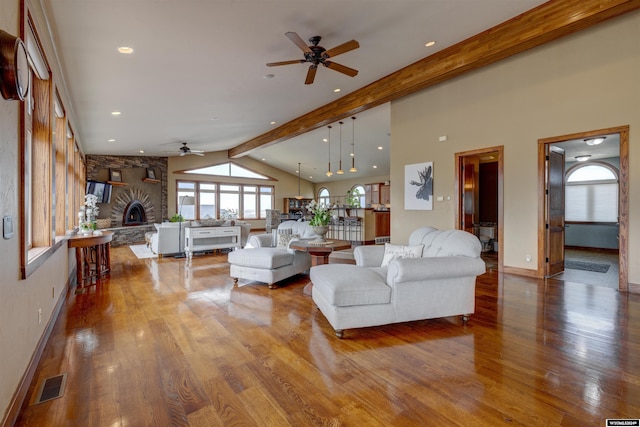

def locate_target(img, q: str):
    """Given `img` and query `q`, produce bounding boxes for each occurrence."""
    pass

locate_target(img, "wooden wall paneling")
[54,115,66,236]
[31,76,52,248]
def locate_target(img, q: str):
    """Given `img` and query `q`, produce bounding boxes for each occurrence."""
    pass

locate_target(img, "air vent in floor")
[33,373,67,405]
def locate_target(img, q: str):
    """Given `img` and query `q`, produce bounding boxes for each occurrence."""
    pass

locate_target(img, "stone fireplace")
[123,200,147,225]
[112,188,155,227]
[85,155,167,246]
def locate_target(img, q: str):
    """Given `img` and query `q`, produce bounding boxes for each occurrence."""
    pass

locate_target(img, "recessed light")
[575,155,591,162]
[333,88,341,93]
[585,137,606,146]
[108,139,115,142]
[425,41,436,47]
[111,111,121,116]
[139,149,144,154]
[373,165,378,169]
[118,46,134,54]
[264,74,274,79]
[377,146,383,150]
[261,158,266,161]
[323,138,328,142]
[270,121,276,125]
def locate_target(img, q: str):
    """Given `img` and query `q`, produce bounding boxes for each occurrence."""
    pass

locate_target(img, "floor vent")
[33,373,67,405]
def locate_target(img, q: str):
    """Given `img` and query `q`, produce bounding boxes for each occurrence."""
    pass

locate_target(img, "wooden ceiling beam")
[229,0,640,158]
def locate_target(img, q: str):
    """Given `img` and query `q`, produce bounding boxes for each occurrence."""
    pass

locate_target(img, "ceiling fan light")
[575,155,591,162]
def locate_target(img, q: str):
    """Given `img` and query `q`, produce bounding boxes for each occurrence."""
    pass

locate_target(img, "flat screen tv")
[86,180,112,204]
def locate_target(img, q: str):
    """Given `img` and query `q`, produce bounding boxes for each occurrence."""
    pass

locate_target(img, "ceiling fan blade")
[305,65,317,85]
[323,61,358,77]
[179,152,187,156]
[323,40,359,58]
[285,32,312,53]
[266,60,305,67]
[194,152,205,156]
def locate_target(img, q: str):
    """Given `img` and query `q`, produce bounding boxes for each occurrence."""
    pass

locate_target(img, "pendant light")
[336,121,344,174]
[349,116,358,173]
[326,125,333,177]
[295,162,303,199]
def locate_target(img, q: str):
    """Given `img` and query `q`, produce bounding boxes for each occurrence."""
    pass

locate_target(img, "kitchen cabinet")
[380,184,390,205]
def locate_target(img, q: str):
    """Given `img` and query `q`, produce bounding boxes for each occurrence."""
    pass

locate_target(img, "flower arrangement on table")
[306,200,333,226]
[79,194,100,232]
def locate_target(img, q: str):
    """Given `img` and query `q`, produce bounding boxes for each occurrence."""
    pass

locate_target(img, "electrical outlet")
[37,308,42,325]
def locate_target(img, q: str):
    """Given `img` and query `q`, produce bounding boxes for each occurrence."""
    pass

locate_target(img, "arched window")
[351,185,366,208]
[565,163,618,222]
[318,188,330,207]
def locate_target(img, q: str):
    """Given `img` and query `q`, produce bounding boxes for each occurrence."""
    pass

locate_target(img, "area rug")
[565,260,610,273]
[129,244,157,259]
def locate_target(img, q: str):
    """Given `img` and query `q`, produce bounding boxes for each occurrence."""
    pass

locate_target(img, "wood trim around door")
[455,146,504,272]
[538,125,629,292]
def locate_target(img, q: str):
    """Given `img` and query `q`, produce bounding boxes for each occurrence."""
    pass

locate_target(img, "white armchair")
[149,222,186,256]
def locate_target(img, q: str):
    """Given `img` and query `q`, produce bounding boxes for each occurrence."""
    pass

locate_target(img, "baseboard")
[628,282,640,294]
[502,266,541,278]
[1,270,74,427]
[565,245,619,254]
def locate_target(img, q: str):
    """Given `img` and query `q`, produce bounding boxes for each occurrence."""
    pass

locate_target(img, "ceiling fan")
[267,32,359,85]
[178,142,204,156]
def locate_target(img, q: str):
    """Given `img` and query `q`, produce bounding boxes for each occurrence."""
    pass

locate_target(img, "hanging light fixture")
[326,125,333,177]
[349,116,358,173]
[295,162,303,199]
[337,121,344,174]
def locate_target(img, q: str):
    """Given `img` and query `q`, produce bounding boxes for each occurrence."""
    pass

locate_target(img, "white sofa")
[227,220,318,289]
[310,227,486,338]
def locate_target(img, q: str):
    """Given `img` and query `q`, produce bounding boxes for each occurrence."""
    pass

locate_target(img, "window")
[177,180,275,220]
[318,188,330,207]
[177,181,196,219]
[352,185,366,208]
[565,163,618,222]
[184,162,270,179]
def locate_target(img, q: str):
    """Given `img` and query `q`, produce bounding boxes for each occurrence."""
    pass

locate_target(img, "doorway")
[455,146,504,272]
[538,126,629,291]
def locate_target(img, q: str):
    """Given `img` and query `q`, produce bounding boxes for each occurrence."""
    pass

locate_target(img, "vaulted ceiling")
[41,0,636,181]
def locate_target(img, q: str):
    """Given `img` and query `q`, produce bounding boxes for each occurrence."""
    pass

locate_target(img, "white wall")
[0,0,74,420]
[390,11,640,283]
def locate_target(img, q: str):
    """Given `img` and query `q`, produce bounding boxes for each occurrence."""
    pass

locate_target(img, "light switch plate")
[3,216,13,239]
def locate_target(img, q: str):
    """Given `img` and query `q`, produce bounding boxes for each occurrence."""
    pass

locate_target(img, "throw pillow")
[277,232,299,247]
[380,243,424,267]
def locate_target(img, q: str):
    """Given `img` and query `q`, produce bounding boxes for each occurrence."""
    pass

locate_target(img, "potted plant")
[306,200,333,242]
[169,214,184,222]
[345,189,361,208]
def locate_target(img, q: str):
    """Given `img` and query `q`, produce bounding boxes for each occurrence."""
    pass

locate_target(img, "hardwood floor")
[14,246,640,426]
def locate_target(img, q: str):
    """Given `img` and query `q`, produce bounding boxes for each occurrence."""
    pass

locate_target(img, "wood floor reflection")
[14,247,640,426]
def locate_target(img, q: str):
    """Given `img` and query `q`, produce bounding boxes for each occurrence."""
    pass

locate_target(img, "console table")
[185,226,241,259]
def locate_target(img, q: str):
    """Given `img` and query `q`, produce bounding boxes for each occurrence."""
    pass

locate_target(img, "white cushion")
[310,264,390,307]
[380,243,424,267]
[227,247,293,269]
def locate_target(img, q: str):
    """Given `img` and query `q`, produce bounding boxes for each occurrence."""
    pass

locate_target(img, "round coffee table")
[289,239,352,267]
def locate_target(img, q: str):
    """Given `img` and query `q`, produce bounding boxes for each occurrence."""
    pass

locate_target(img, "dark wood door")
[546,145,565,277]
[461,157,479,233]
